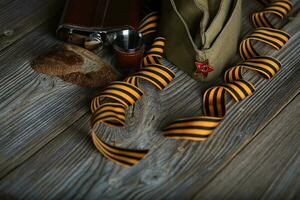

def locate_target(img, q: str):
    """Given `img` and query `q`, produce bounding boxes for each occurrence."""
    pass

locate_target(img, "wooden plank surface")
[0,0,65,51]
[0,0,300,199]
[195,94,300,199]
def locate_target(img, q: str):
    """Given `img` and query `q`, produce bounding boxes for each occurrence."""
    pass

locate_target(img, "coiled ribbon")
[252,0,292,28]
[138,12,159,37]
[90,12,175,167]
[90,0,292,167]
[162,0,291,140]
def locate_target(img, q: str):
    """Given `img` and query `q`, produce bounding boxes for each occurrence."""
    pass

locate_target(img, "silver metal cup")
[113,29,145,72]
[113,29,144,53]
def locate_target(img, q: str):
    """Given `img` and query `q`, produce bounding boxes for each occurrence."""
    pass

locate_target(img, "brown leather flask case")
[57,0,142,47]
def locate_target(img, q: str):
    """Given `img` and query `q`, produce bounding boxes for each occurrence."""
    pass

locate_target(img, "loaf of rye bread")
[32,44,117,88]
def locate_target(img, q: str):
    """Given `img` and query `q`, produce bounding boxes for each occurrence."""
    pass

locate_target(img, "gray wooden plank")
[0,0,64,51]
[1,12,300,200]
[0,25,116,179]
[0,19,118,178]
[194,95,300,200]
[0,26,92,178]
[0,0,300,199]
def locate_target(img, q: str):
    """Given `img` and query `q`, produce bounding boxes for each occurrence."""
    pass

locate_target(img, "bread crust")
[32,44,117,88]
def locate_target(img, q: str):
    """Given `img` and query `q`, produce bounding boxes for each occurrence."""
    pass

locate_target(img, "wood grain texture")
[0,0,65,51]
[194,94,300,200]
[0,0,300,199]
[0,26,114,178]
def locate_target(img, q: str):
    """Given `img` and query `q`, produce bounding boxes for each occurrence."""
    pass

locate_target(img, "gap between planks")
[0,0,64,51]
[0,0,300,198]
[194,93,300,199]
[194,90,300,196]
[0,107,89,180]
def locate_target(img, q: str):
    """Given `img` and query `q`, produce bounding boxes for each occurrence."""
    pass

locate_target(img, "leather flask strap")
[114,46,145,71]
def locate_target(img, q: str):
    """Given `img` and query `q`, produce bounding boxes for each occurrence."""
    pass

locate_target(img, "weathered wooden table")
[0,0,299,199]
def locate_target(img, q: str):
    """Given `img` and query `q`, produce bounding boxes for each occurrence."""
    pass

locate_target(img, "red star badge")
[194,60,214,79]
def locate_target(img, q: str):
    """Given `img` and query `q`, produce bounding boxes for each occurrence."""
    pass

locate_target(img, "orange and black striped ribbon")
[90,0,292,166]
[90,35,175,167]
[138,12,159,37]
[143,37,165,66]
[240,27,290,60]
[91,131,149,167]
[124,37,167,88]
[163,79,256,140]
[252,0,292,28]
[163,0,291,141]
[202,80,256,117]
[163,116,223,141]
[89,12,175,167]
[224,56,281,81]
